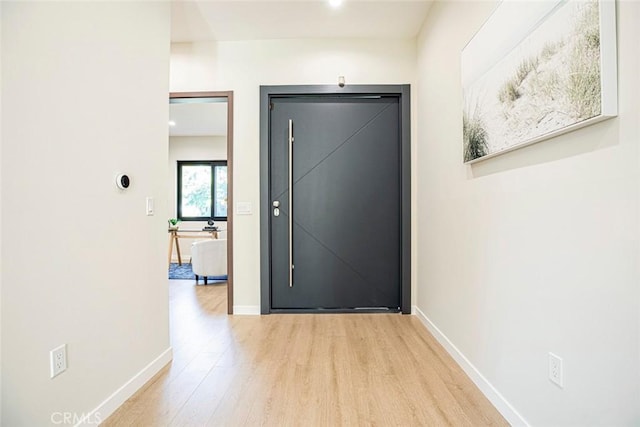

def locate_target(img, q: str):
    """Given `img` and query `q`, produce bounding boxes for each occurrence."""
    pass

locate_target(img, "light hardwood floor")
[103,280,508,426]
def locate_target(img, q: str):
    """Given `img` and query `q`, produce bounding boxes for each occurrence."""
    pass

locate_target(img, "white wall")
[170,38,417,310]
[170,42,219,91]
[416,1,640,425]
[1,2,171,425]
[169,135,227,260]
[0,3,3,421]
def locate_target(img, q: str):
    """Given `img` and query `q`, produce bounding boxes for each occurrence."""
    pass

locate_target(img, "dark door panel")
[269,96,401,310]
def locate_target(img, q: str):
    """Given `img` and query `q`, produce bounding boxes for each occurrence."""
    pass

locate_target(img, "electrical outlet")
[548,352,563,388]
[50,344,67,378]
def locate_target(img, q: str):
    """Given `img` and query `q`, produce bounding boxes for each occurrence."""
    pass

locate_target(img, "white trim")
[233,305,261,315]
[413,307,529,426]
[75,347,173,427]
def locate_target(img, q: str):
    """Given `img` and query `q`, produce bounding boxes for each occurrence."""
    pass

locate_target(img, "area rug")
[168,263,227,283]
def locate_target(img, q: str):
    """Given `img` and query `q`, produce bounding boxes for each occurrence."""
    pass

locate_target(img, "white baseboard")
[233,305,260,315]
[75,347,173,427]
[413,306,529,426]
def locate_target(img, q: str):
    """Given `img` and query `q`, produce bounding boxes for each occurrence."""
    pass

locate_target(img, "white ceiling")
[169,101,228,136]
[169,1,432,137]
[171,0,433,43]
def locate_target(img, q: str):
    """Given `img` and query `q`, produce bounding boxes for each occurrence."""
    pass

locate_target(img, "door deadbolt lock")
[274,208,280,217]
[273,201,280,207]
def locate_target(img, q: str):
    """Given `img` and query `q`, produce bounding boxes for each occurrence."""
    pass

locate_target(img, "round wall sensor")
[116,174,130,190]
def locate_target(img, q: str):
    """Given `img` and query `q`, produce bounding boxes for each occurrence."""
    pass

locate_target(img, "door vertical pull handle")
[288,119,294,288]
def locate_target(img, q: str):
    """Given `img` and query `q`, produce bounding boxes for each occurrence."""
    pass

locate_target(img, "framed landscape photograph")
[462,0,617,163]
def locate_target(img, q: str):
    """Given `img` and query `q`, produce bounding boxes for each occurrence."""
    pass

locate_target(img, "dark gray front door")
[269,96,402,310]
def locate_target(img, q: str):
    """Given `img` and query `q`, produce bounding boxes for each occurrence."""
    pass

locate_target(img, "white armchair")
[191,239,227,285]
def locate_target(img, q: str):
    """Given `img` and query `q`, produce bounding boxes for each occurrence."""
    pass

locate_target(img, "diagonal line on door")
[293,220,377,293]
[272,102,394,202]
[278,198,397,304]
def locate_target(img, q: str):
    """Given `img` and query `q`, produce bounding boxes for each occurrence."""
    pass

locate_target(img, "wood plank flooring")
[103,280,508,426]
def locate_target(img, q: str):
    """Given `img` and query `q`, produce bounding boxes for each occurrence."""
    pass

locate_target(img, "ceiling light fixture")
[168,120,176,127]
[329,0,343,8]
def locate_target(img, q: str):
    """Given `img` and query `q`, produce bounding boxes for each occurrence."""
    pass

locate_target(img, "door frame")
[259,85,411,314]
[170,91,234,314]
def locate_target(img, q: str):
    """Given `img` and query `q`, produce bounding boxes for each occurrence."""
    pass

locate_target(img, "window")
[177,160,227,221]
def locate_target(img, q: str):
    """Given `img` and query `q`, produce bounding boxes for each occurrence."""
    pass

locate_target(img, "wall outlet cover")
[548,352,563,388]
[50,344,67,378]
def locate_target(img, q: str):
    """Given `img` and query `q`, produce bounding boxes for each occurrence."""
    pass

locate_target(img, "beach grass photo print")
[462,0,617,163]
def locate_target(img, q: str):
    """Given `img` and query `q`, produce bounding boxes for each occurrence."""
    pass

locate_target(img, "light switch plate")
[236,201,252,215]
[146,197,154,216]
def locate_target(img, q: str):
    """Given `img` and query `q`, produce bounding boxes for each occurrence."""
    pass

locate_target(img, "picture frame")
[462,0,617,163]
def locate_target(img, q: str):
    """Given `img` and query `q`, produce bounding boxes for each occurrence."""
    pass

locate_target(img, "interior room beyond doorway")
[169,92,234,314]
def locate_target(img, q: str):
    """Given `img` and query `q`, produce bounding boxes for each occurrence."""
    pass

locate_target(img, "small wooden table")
[168,228,219,266]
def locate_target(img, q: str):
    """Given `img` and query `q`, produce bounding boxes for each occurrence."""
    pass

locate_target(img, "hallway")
[103,281,507,425]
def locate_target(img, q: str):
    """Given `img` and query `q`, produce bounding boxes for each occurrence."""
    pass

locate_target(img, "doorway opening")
[170,91,234,314]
